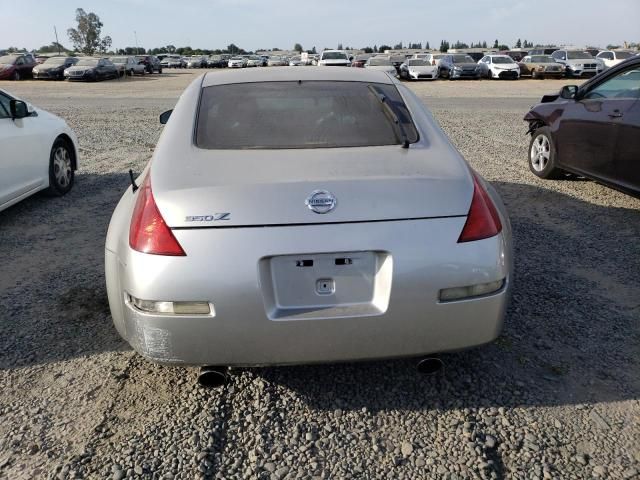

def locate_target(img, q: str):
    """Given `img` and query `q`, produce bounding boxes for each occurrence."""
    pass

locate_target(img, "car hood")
[66,65,96,71]
[36,64,65,71]
[452,63,478,68]
[365,65,396,72]
[150,144,473,228]
[408,65,437,72]
[564,59,595,65]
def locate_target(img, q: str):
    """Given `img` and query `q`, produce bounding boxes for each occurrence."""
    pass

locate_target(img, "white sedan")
[0,89,79,212]
[478,55,520,79]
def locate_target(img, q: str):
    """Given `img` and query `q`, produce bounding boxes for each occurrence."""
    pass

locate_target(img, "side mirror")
[159,109,173,124]
[9,99,29,119]
[560,85,578,100]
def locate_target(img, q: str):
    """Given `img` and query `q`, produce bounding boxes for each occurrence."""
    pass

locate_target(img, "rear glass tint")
[195,81,418,149]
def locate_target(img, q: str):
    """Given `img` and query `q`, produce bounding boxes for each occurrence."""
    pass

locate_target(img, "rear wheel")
[12,70,20,80]
[46,138,74,196]
[528,127,563,179]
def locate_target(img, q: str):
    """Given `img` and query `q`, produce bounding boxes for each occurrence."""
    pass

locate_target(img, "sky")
[1,0,639,52]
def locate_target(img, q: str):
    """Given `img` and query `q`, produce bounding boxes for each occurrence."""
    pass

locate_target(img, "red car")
[0,54,37,80]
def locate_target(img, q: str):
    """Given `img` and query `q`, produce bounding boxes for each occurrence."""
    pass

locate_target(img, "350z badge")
[185,213,231,222]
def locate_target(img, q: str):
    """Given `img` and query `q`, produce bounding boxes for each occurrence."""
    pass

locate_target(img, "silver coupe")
[105,68,512,378]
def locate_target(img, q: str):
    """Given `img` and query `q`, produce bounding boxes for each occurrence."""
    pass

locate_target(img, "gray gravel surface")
[1,72,639,480]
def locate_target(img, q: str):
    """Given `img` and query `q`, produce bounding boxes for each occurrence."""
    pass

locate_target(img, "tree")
[97,35,112,53]
[482,41,487,48]
[493,39,499,49]
[515,38,522,48]
[293,43,303,53]
[311,46,317,54]
[378,45,391,53]
[38,42,68,54]
[67,8,110,55]
[362,47,373,54]
[425,41,430,50]
[337,43,343,50]
[439,40,450,53]
[393,42,403,49]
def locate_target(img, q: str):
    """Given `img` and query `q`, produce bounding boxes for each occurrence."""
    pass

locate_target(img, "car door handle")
[608,110,623,118]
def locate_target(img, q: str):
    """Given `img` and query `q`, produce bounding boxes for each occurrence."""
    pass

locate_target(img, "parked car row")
[350,48,639,81]
[0,53,163,81]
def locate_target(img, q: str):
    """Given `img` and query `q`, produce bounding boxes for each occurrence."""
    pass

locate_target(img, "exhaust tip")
[198,366,228,388]
[416,357,444,376]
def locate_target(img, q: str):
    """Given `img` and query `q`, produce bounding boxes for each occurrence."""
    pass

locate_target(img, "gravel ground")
[1,71,639,480]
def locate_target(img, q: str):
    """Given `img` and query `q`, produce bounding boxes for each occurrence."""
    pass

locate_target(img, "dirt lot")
[1,71,639,480]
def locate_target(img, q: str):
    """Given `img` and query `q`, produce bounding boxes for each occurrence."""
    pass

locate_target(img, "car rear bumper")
[107,218,512,366]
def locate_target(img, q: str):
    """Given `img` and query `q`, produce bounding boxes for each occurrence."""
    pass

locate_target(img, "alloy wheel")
[530,134,551,172]
[53,146,72,188]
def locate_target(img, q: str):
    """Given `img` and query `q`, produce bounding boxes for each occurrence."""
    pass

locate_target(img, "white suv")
[318,50,351,67]
[551,50,600,77]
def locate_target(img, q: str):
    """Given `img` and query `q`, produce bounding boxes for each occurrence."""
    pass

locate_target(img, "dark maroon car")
[0,54,37,80]
[524,56,640,198]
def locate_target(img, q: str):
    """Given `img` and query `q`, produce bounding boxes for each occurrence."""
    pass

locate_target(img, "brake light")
[458,173,502,243]
[129,174,186,256]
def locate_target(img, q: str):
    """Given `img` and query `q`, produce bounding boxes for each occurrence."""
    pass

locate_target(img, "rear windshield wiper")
[368,84,410,149]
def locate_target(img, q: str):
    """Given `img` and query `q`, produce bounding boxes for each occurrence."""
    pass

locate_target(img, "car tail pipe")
[198,366,229,388]
[416,357,444,376]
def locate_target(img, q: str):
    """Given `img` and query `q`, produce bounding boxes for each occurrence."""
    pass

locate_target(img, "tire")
[46,138,74,196]
[12,70,20,81]
[158,68,162,74]
[528,127,564,179]
[531,70,538,79]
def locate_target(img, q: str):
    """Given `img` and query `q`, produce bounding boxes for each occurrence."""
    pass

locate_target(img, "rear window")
[616,51,634,59]
[196,81,418,149]
[322,52,347,60]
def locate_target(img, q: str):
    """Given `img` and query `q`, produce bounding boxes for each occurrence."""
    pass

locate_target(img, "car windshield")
[531,56,554,63]
[368,58,392,66]
[196,81,418,149]
[615,51,634,59]
[323,52,347,60]
[43,57,66,65]
[0,55,18,64]
[492,57,515,64]
[452,55,474,64]
[567,51,593,59]
[408,59,429,66]
[76,58,99,66]
[110,57,128,63]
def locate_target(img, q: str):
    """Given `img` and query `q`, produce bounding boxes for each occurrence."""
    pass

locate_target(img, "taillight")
[129,174,186,256]
[458,173,502,243]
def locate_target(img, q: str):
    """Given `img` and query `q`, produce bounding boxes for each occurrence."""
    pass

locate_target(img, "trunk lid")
[152,145,472,228]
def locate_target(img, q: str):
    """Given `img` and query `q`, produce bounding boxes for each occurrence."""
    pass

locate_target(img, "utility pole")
[54,26,61,55]
[134,30,139,55]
